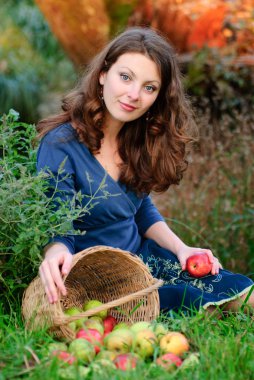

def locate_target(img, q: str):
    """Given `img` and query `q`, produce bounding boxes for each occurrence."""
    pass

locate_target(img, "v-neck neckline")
[93,154,122,185]
[80,142,122,186]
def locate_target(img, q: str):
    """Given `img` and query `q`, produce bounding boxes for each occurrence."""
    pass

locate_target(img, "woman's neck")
[102,114,124,143]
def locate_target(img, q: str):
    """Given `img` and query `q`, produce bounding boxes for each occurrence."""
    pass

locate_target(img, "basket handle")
[54,278,164,326]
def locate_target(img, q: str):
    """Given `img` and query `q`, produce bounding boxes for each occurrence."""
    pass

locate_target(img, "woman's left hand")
[176,246,223,275]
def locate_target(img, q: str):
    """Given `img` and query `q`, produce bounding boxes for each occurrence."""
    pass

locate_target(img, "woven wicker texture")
[22,245,163,340]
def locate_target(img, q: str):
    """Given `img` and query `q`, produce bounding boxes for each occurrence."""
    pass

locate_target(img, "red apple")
[156,353,182,371]
[186,254,212,278]
[76,328,103,353]
[103,315,117,333]
[51,350,77,365]
[114,353,138,371]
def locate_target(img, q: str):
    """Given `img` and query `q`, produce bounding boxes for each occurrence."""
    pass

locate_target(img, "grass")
[0,307,253,380]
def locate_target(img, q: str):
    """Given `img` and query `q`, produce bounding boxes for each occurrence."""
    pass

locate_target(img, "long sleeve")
[36,127,77,253]
[135,195,164,236]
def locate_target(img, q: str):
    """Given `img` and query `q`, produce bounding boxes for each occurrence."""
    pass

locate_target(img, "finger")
[39,263,59,303]
[61,253,73,276]
[211,259,222,275]
[204,249,215,264]
[48,260,67,297]
[176,254,186,270]
[39,266,53,303]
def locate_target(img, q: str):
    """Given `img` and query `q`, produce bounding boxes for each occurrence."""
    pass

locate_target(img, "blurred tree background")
[0,0,254,286]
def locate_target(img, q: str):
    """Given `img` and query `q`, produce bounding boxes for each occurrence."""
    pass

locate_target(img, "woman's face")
[99,52,161,129]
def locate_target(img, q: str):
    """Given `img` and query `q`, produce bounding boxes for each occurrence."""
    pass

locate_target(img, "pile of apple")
[48,299,195,373]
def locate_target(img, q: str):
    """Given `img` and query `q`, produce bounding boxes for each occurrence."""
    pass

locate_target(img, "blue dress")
[37,123,253,312]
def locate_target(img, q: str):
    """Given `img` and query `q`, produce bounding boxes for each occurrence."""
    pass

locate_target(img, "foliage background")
[0,2,253,379]
[0,0,253,311]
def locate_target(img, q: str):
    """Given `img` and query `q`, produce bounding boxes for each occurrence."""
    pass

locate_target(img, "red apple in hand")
[103,315,117,333]
[186,253,212,278]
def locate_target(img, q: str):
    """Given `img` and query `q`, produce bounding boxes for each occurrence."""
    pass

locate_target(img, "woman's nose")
[127,84,140,101]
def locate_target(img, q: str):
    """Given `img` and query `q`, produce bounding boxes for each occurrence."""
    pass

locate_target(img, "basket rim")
[63,245,149,284]
[53,277,163,326]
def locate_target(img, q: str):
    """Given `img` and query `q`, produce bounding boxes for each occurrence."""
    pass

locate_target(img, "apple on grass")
[91,359,116,372]
[95,350,117,362]
[159,332,189,356]
[76,328,103,353]
[151,322,168,339]
[186,253,212,278]
[130,321,152,334]
[51,350,77,365]
[104,329,133,353]
[83,300,108,320]
[180,352,200,369]
[114,353,139,371]
[69,339,95,363]
[47,342,68,354]
[156,353,182,372]
[103,315,118,333]
[132,329,157,359]
[58,365,91,380]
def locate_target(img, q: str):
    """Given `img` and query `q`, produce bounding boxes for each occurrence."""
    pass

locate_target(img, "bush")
[0,110,112,312]
[183,47,254,143]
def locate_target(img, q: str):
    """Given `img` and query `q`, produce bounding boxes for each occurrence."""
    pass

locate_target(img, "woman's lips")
[119,102,137,111]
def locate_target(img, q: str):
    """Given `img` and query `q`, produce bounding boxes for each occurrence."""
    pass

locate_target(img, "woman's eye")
[145,85,155,93]
[120,73,130,81]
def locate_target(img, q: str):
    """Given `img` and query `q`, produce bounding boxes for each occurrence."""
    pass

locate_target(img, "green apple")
[152,322,168,339]
[89,316,103,324]
[91,359,116,372]
[113,322,129,331]
[47,342,68,354]
[58,365,91,380]
[84,318,104,335]
[180,352,200,369]
[65,306,87,329]
[104,329,133,353]
[95,350,117,361]
[83,300,108,320]
[133,329,157,359]
[130,321,152,334]
[69,338,95,363]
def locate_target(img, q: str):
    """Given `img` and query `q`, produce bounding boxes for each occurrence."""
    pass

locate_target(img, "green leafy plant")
[0,110,117,311]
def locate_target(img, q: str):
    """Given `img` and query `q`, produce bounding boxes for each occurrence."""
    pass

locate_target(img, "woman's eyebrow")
[119,66,161,85]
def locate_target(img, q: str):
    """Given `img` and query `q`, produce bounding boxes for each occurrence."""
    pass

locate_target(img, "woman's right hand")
[39,243,73,304]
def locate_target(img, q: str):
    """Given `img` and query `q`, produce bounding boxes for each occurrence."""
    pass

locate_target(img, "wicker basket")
[22,245,163,340]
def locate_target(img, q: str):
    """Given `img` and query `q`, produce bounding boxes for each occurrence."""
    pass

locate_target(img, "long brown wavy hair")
[37,27,196,194]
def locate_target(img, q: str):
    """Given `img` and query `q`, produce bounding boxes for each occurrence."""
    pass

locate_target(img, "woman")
[37,27,253,313]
